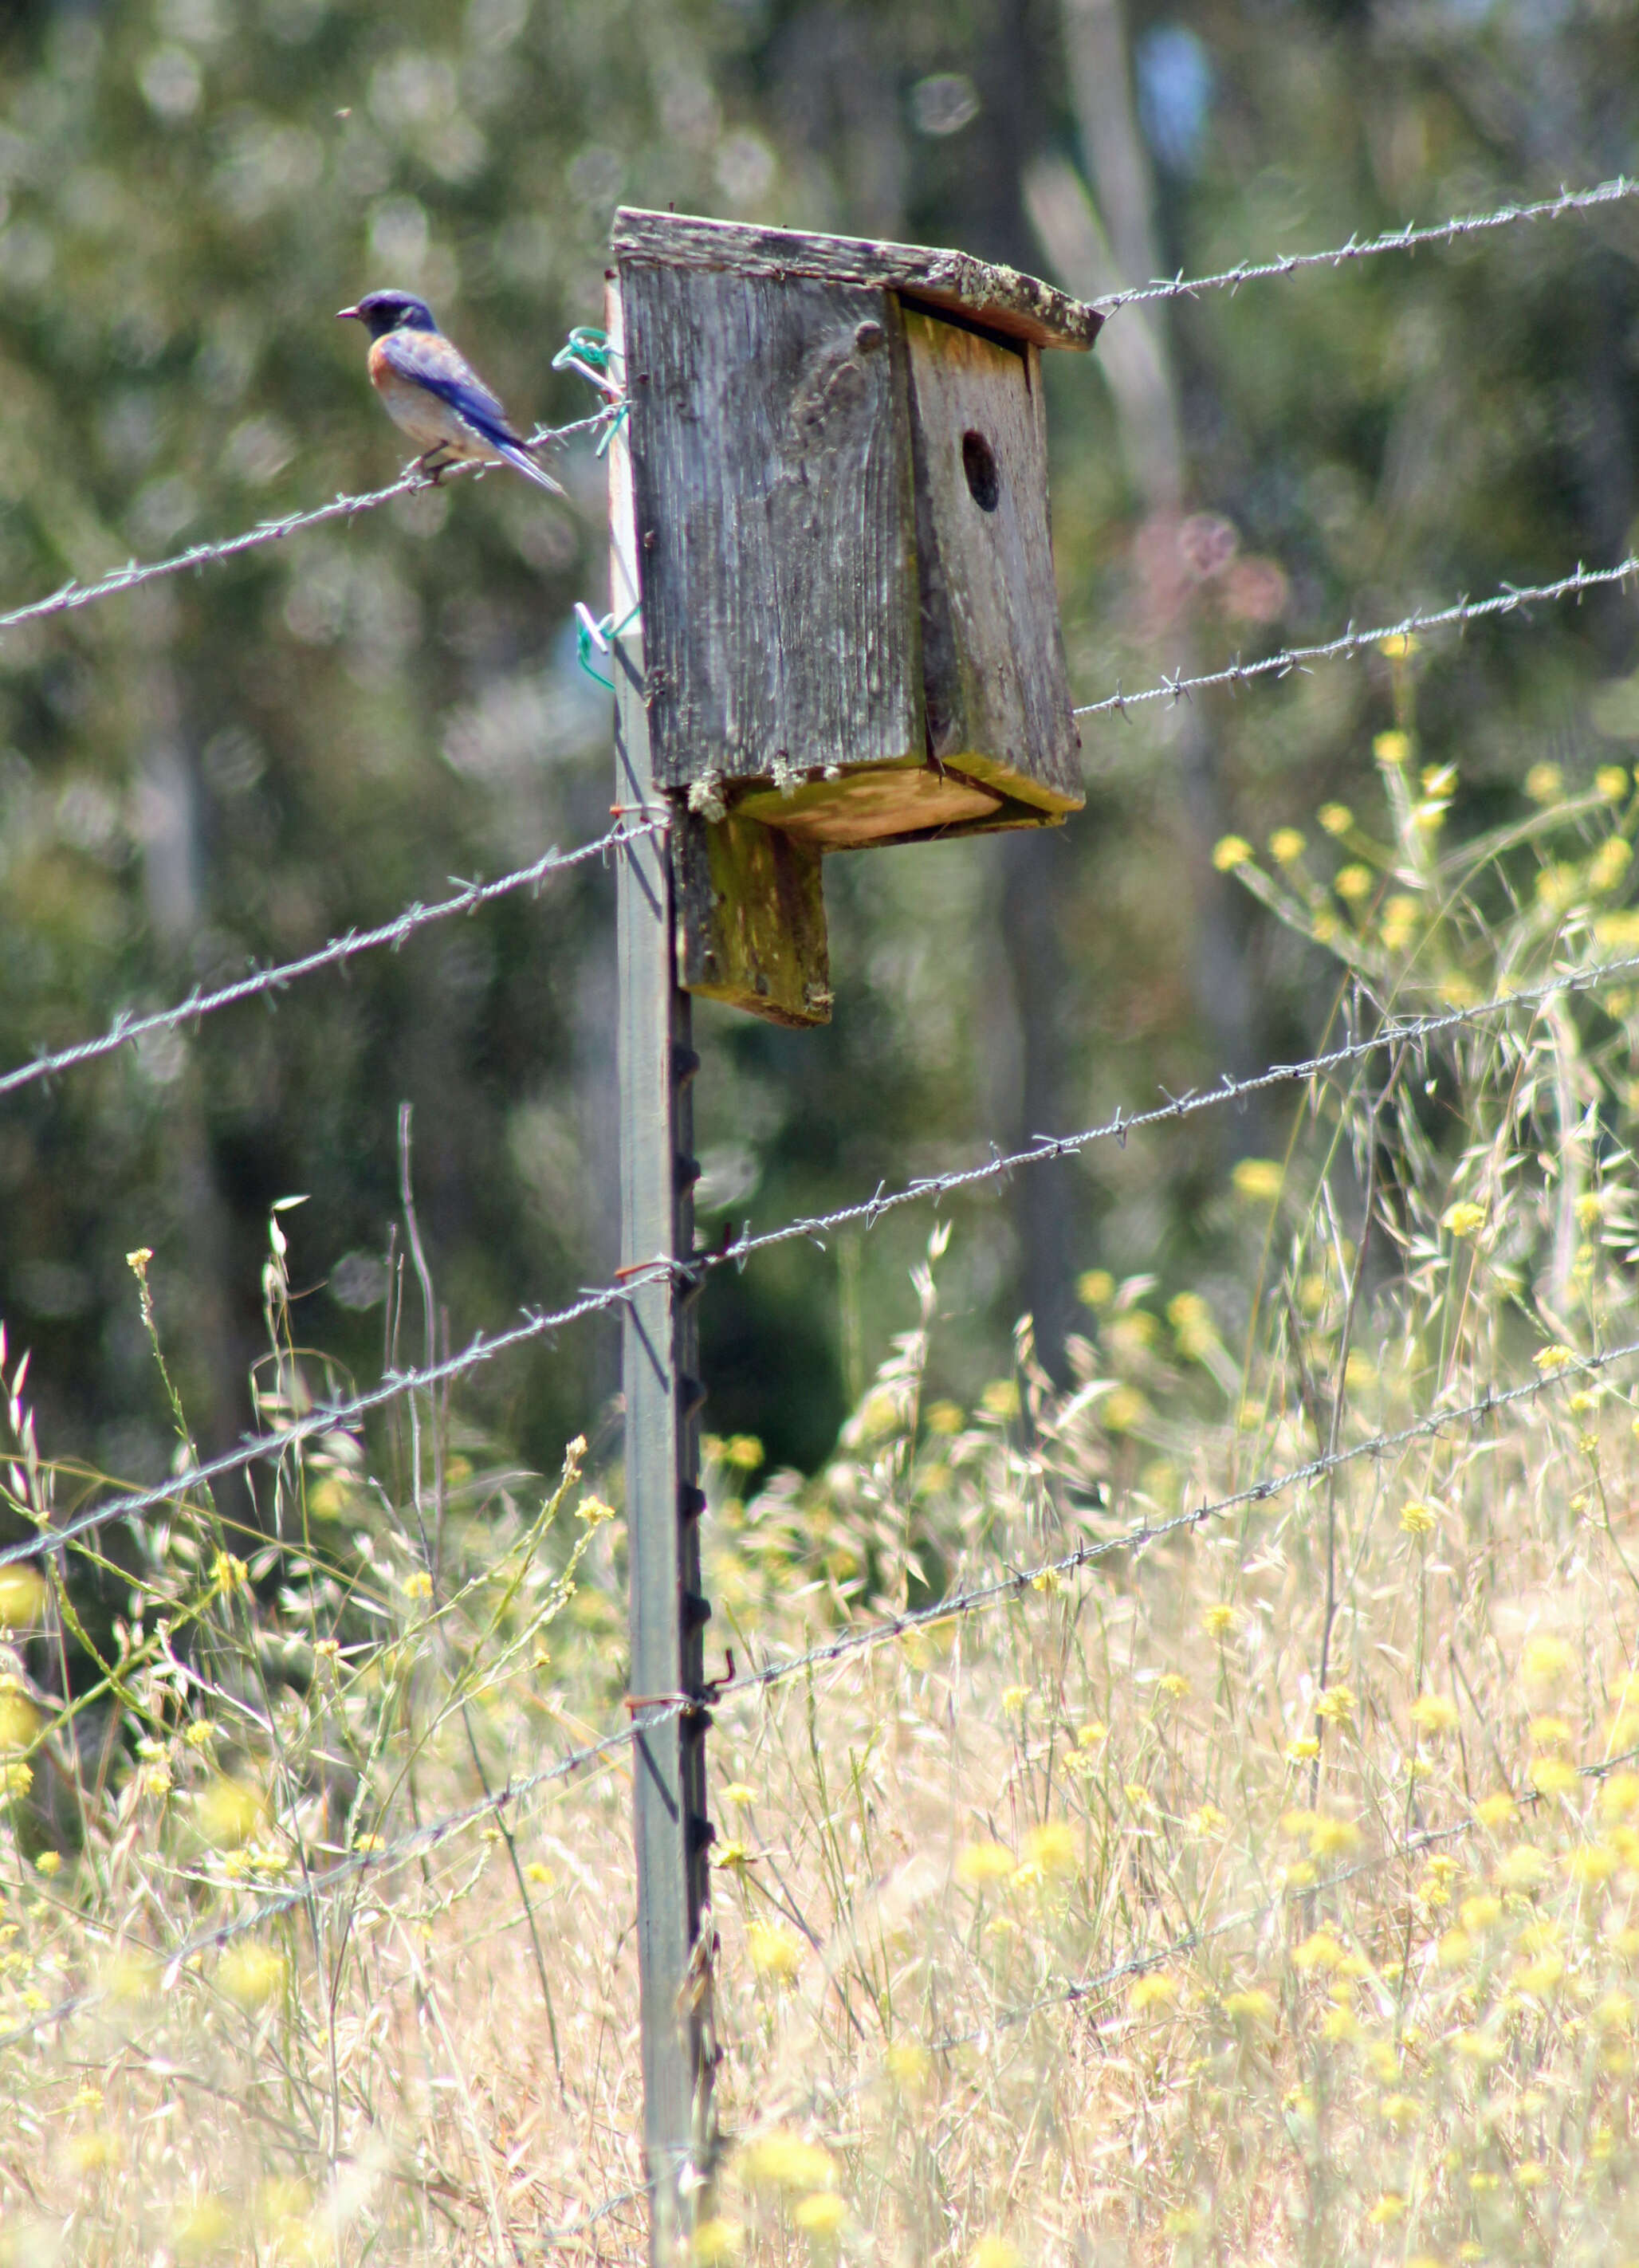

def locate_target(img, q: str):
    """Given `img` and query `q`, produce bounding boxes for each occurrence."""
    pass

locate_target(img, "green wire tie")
[575,599,642,692]
[553,326,628,459]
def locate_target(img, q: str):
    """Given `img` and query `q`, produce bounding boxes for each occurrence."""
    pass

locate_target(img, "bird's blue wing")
[376,328,520,448]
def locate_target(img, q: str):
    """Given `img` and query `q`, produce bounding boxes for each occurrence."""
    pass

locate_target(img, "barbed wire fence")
[4,169,1639,2250]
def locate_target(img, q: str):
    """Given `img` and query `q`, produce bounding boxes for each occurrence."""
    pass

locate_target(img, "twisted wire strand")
[0,412,611,639]
[4,944,1633,1576]
[1074,551,1639,720]
[0,820,660,1103]
[1093,173,1639,313]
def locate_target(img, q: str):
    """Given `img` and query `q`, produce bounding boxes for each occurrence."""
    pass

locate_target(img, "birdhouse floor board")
[734,763,1002,848]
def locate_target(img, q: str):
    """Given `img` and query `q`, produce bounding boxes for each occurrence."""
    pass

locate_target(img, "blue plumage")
[338,289,564,496]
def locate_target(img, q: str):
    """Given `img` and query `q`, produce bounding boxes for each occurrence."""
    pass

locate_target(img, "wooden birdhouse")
[610,208,1100,1026]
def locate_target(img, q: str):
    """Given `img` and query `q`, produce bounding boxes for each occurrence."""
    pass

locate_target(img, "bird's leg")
[413,445,455,485]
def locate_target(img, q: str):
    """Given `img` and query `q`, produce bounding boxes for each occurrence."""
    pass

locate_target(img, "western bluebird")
[337,289,564,495]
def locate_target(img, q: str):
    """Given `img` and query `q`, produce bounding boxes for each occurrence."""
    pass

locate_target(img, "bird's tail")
[493,436,566,496]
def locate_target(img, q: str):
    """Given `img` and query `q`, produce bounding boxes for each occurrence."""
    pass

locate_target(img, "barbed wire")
[6,545,1629,1103]
[6,1334,1628,2056]
[716,1331,1639,1705]
[0,1275,657,1574]
[712,944,1639,1264]
[0,1696,667,2053]
[920,1734,1639,2070]
[1075,551,1639,721]
[4,943,1633,1576]
[0,819,659,1103]
[0,412,612,640]
[776,1731,1639,2146]
[1093,173,1639,314]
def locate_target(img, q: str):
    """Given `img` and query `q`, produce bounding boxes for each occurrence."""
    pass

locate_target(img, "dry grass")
[7,714,1639,2266]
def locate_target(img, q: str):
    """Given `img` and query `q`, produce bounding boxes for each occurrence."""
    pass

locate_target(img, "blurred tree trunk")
[126,604,256,1527]
[959,0,1085,1382]
[1041,0,1260,1096]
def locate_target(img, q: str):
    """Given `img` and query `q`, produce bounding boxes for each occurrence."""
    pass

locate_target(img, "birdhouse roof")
[611,208,1102,353]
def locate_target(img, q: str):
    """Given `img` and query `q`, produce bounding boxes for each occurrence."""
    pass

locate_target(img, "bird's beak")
[336,305,360,321]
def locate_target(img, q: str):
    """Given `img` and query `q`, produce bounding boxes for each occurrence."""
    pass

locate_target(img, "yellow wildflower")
[1525,761,1564,804]
[218,1943,286,2011]
[955,1842,1014,1889]
[737,2132,836,2194]
[1231,1158,1283,1202]
[1441,1200,1487,1238]
[747,1923,804,1983]
[691,2221,745,2266]
[1021,1821,1077,1877]
[1212,835,1255,872]
[1411,1693,1459,1735]
[793,2195,846,2237]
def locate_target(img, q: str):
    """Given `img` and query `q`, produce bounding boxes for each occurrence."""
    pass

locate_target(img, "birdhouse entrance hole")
[962,430,1000,512]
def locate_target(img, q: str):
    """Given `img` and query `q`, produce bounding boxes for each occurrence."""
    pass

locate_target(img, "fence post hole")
[608,273,716,2262]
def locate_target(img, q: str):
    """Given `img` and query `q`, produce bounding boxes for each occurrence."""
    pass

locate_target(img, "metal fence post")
[607,277,716,2265]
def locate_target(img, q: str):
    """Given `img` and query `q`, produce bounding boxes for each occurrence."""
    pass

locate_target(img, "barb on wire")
[6,941,1637,1576]
[0,819,661,1103]
[1075,552,1639,721]
[1095,173,1639,313]
[0,411,612,639]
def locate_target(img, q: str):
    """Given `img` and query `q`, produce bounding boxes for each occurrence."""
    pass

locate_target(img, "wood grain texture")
[906,310,1084,816]
[614,207,1101,352]
[673,808,831,1024]
[622,260,923,794]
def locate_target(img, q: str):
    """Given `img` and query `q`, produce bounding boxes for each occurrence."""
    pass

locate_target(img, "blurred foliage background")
[2,0,1638,1505]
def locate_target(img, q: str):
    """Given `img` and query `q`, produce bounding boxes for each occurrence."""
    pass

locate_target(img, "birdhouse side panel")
[621,259,922,795]
[904,309,1083,816]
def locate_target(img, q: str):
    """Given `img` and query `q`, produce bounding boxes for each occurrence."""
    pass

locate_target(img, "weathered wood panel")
[673,808,831,1025]
[614,207,1102,353]
[905,309,1084,818]
[621,260,923,795]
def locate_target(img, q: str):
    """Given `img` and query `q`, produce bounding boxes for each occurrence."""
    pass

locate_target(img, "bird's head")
[336,290,439,341]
